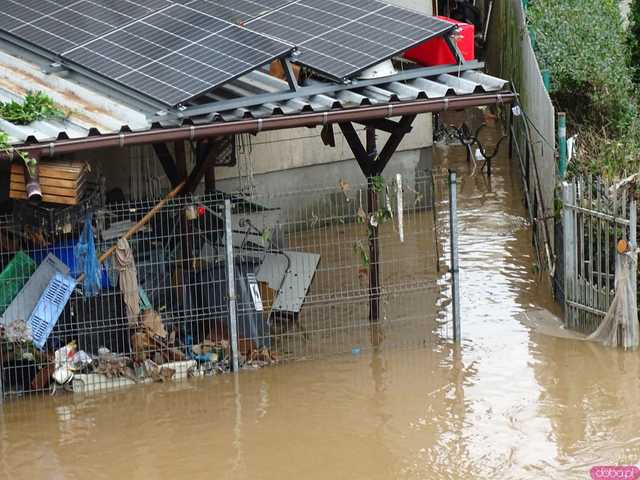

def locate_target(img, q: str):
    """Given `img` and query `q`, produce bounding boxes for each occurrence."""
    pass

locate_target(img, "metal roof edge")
[2,92,516,159]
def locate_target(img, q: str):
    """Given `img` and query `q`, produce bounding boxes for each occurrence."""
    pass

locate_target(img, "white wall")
[387,0,433,13]
[217,115,433,179]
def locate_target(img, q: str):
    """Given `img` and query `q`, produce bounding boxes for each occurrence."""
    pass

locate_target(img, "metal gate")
[562,177,637,332]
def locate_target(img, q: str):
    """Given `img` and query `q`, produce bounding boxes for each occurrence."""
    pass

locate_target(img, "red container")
[404,16,475,66]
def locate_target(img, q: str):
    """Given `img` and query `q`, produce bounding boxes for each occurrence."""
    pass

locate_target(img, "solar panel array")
[1,0,173,55]
[0,0,293,105]
[248,0,454,80]
[0,0,455,106]
[64,4,293,105]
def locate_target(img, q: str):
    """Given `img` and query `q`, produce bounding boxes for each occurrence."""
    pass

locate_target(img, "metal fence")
[562,177,637,332]
[0,173,450,401]
[488,0,557,276]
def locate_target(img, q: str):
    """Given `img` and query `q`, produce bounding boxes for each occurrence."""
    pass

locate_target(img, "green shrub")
[0,91,65,125]
[528,0,636,135]
[629,0,640,84]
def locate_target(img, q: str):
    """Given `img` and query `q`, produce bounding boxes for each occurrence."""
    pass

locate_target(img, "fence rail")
[0,173,453,401]
[562,177,637,332]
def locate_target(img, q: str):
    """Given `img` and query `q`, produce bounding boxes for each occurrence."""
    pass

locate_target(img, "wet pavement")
[2,119,639,480]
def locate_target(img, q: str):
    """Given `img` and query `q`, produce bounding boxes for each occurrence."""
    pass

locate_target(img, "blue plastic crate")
[27,272,76,349]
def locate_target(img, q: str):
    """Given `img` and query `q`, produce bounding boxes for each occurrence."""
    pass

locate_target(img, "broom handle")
[77,180,187,282]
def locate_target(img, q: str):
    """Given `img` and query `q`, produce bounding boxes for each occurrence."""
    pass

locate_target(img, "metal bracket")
[42,62,68,75]
[280,58,299,92]
[168,61,484,121]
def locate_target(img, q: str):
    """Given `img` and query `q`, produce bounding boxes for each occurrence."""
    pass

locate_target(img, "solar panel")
[0,0,452,106]
[63,4,293,106]
[247,0,455,80]
[1,0,173,55]
[176,0,293,24]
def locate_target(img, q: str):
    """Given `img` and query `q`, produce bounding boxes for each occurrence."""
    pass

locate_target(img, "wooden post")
[205,166,216,194]
[174,140,188,181]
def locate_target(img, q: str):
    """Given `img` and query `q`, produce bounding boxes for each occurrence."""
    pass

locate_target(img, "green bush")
[0,91,65,125]
[528,0,636,135]
[629,0,640,84]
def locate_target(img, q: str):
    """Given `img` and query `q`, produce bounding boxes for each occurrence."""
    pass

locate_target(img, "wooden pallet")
[10,159,89,206]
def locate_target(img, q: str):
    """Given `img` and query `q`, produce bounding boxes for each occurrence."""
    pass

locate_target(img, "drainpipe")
[22,156,42,203]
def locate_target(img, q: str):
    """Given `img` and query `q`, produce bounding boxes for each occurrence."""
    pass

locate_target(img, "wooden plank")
[11,160,89,174]
[11,158,87,172]
[10,180,85,197]
[10,190,79,205]
[10,173,85,189]
[10,160,88,180]
[11,177,85,192]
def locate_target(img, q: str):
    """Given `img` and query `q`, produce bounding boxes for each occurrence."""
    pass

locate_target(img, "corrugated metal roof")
[0,43,509,146]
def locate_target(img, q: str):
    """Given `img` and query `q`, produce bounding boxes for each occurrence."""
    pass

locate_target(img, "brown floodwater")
[2,118,640,480]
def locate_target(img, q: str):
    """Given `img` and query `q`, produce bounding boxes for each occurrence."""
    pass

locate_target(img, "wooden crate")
[10,160,88,206]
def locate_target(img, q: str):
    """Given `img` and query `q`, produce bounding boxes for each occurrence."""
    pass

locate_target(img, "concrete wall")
[387,0,434,13]
[217,114,433,181]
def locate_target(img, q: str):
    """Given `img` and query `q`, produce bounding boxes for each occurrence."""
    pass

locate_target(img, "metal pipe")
[225,199,240,373]
[22,160,42,203]
[448,170,461,342]
[558,112,567,178]
[2,93,516,159]
[562,181,576,324]
[366,127,381,347]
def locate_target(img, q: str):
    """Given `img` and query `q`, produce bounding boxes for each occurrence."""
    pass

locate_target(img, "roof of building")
[0,40,511,147]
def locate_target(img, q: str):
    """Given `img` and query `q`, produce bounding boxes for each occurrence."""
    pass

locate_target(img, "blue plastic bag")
[75,214,101,297]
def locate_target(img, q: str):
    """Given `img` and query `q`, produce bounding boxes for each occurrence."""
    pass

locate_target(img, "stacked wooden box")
[10,159,89,206]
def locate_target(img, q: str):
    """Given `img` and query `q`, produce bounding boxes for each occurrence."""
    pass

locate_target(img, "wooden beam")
[356,118,413,135]
[183,142,216,194]
[174,140,188,180]
[152,143,179,187]
[373,115,417,174]
[338,122,373,177]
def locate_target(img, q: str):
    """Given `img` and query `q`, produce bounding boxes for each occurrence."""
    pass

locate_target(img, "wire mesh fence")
[0,173,446,401]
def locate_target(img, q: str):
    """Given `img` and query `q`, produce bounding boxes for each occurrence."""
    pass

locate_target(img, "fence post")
[0,345,3,404]
[562,181,575,325]
[630,194,637,296]
[558,112,567,178]
[542,69,550,91]
[448,170,461,342]
[224,199,240,372]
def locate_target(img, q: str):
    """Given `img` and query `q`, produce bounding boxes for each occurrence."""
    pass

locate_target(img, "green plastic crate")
[0,251,36,316]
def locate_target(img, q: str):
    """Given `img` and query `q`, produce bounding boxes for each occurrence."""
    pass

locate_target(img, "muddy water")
[3,122,640,480]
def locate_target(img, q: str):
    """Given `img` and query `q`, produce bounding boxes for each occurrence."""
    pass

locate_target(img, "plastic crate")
[0,252,36,316]
[28,272,76,350]
[1,253,69,327]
